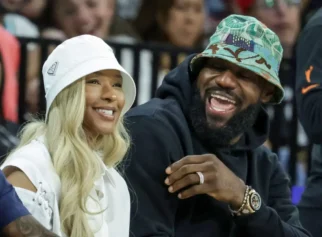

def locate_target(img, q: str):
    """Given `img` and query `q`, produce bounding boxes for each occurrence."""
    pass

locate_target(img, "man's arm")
[0,170,29,229]
[296,24,322,143]
[234,154,311,237]
[125,115,181,237]
[2,216,58,237]
[0,170,56,236]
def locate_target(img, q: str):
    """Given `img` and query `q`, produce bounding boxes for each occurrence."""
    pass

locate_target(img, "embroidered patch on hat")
[47,62,59,76]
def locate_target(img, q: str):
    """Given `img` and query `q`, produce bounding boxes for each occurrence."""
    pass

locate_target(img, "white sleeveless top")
[1,137,130,237]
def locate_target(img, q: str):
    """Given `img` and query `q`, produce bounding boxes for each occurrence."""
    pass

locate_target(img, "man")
[0,170,58,236]
[296,7,322,237]
[124,15,311,237]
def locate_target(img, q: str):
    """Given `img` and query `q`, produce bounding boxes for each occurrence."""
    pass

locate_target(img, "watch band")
[229,186,262,216]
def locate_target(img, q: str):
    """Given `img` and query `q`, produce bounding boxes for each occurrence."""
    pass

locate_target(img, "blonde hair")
[10,78,130,237]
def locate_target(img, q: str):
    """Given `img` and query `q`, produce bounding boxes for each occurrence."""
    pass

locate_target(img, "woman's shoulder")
[7,137,51,165]
[1,137,60,194]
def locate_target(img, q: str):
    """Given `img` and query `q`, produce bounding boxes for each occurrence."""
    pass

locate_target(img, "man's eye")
[206,62,225,71]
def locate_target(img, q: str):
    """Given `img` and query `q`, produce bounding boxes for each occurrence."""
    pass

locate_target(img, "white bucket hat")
[42,34,136,121]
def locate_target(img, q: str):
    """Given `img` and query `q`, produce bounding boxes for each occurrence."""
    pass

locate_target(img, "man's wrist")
[230,180,247,209]
[229,185,250,214]
[229,186,262,216]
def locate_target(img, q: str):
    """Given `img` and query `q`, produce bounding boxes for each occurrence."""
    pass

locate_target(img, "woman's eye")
[113,83,122,88]
[87,79,100,84]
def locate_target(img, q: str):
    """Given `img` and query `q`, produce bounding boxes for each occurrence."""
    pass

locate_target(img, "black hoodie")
[124,55,310,237]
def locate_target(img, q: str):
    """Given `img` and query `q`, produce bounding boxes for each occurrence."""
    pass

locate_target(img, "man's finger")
[168,173,200,193]
[166,154,213,174]
[178,183,209,199]
[165,163,208,185]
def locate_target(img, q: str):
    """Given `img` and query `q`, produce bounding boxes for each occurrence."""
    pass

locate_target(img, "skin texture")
[197,58,273,128]
[83,69,125,138]
[2,215,58,237]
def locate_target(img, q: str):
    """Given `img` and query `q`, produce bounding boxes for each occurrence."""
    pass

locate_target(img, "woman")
[133,0,205,103]
[41,0,140,43]
[1,34,136,237]
[134,0,206,48]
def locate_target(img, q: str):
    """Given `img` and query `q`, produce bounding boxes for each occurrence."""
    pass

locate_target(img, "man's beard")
[188,86,261,148]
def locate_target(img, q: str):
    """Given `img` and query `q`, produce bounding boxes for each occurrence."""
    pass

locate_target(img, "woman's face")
[161,0,205,48]
[83,69,125,137]
[53,0,115,39]
[0,0,26,12]
[20,0,47,19]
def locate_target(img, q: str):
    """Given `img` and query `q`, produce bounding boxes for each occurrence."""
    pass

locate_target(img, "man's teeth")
[96,109,113,116]
[211,94,236,104]
[212,106,226,112]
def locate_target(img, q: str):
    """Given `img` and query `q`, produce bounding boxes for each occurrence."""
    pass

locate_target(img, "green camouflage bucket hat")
[191,14,284,104]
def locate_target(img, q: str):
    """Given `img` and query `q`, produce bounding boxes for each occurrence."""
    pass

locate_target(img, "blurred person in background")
[0,0,26,157]
[133,0,206,97]
[2,0,46,116]
[42,0,140,43]
[19,0,47,25]
[134,0,206,49]
[204,0,231,39]
[235,0,301,59]
[296,7,322,237]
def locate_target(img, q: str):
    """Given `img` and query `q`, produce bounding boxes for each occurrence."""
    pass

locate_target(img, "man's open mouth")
[208,93,237,113]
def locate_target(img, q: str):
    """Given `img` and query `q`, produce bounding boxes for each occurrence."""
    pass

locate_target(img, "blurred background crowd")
[0,0,321,203]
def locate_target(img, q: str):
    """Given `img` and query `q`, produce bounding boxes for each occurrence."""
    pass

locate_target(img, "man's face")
[189,58,274,146]
[0,0,26,13]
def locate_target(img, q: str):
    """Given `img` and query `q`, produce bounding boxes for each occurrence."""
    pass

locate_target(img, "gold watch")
[230,186,262,216]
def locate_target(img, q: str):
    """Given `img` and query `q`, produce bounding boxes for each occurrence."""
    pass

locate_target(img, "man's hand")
[165,154,246,209]
[1,215,58,237]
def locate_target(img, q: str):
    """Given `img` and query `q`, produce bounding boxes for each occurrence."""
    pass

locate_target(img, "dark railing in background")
[17,37,311,190]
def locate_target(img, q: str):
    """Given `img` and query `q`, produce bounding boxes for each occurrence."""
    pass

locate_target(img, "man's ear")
[260,82,275,103]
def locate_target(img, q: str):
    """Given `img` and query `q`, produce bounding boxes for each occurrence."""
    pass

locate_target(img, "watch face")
[250,192,261,211]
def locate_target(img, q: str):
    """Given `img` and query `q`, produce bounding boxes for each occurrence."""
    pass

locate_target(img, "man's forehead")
[206,58,253,73]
